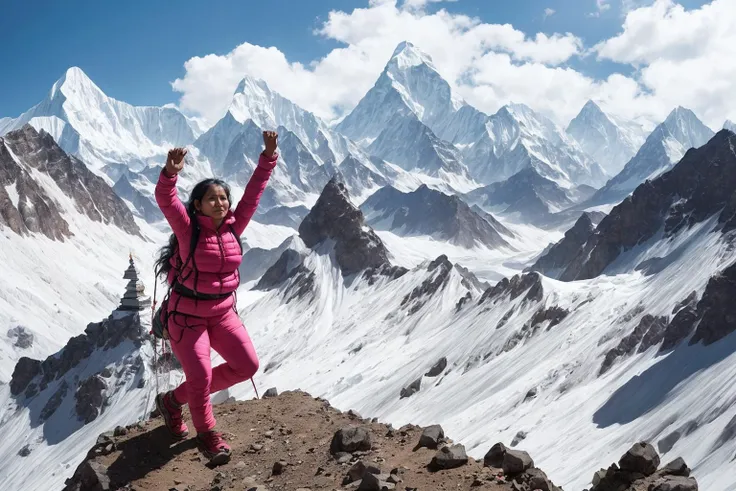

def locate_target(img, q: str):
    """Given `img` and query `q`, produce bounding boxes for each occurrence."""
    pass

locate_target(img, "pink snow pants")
[167,309,259,433]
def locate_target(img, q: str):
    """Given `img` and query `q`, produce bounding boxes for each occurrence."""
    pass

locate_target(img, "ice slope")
[0,68,201,180]
[227,215,736,491]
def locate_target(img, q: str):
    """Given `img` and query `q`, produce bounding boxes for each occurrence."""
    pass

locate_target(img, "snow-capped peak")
[661,106,714,151]
[725,120,736,133]
[388,41,438,72]
[566,99,648,176]
[49,66,101,101]
[229,75,277,126]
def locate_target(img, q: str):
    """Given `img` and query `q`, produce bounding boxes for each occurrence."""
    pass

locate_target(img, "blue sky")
[0,0,641,116]
[0,0,720,127]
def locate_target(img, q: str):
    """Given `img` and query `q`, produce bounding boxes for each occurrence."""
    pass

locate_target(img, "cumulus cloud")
[595,0,735,126]
[172,0,731,130]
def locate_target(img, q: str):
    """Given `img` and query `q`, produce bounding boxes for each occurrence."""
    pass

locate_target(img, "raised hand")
[263,131,278,158]
[165,147,187,176]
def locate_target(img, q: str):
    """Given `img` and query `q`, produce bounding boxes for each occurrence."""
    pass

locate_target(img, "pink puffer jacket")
[155,152,278,317]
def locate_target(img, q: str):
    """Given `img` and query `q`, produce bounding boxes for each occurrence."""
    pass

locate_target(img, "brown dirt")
[81,390,550,491]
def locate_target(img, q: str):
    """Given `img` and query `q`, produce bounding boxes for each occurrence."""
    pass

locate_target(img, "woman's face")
[195,184,230,219]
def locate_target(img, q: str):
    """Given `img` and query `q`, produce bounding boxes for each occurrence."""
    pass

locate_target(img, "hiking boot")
[197,430,231,465]
[155,391,189,439]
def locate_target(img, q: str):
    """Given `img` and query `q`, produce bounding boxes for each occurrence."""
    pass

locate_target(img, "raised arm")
[232,131,279,236]
[155,148,191,240]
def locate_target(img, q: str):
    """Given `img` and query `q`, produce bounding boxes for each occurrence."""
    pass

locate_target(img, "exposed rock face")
[7,325,34,349]
[254,246,305,290]
[75,375,108,423]
[0,129,72,240]
[10,357,42,396]
[688,261,736,346]
[561,130,736,281]
[590,442,697,491]
[400,377,422,399]
[2,125,141,237]
[400,255,453,314]
[600,315,669,375]
[361,184,511,248]
[425,357,447,377]
[530,212,595,278]
[299,176,391,276]
[479,272,544,305]
[10,312,143,402]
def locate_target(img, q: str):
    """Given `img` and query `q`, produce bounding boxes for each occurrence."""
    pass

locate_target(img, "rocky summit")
[298,176,391,276]
[62,390,572,491]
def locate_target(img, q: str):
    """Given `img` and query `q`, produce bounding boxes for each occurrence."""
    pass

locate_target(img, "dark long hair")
[154,178,239,281]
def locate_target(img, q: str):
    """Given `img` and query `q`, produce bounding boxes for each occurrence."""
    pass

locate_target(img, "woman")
[153,131,278,465]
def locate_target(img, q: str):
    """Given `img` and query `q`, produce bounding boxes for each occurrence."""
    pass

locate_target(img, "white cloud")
[402,0,456,10]
[544,8,556,18]
[172,0,733,131]
[173,0,583,126]
[588,0,612,17]
[594,0,736,126]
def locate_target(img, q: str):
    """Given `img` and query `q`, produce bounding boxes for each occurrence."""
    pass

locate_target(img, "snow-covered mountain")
[228,136,736,490]
[463,167,577,224]
[463,103,608,189]
[1,125,141,238]
[561,129,736,282]
[724,120,736,133]
[566,100,649,176]
[361,184,513,249]
[0,67,201,180]
[588,107,715,206]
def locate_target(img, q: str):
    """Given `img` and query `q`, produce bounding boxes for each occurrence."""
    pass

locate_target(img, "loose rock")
[418,425,444,449]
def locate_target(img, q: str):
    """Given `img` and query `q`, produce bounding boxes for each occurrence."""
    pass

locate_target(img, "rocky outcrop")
[588,442,697,491]
[362,184,511,248]
[62,391,571,491]
[10,312,143,399]
[75,375,108,424]
[10,357,42,396]
[3,125,141,237]
[254,246,305,290]
[600,315,669,375]
[425,357,447,377]
[479,272,544,305]
[400,255,453,315]
[688,261,736,346]
[530,212,596,278]
[0,130,72,240]
[299,176,391,276]
[7,325,34,348]
[561,130,736,281]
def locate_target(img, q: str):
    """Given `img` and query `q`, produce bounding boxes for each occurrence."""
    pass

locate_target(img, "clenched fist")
[165,147,187,176]
[263,131,278,158]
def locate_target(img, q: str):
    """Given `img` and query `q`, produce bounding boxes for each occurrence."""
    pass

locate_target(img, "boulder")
[263,387,278,398]
[660,457,690,477]
[502,449,534,475]
[358,471,395,491]
[483,442,507,468]
[650,476,698,491]
[330,426,372,454]
[418,425,444,449]
[618,442,660,476]
[430,444,468,470]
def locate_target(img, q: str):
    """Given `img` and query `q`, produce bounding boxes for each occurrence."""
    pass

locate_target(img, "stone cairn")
[118,254,151,312]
